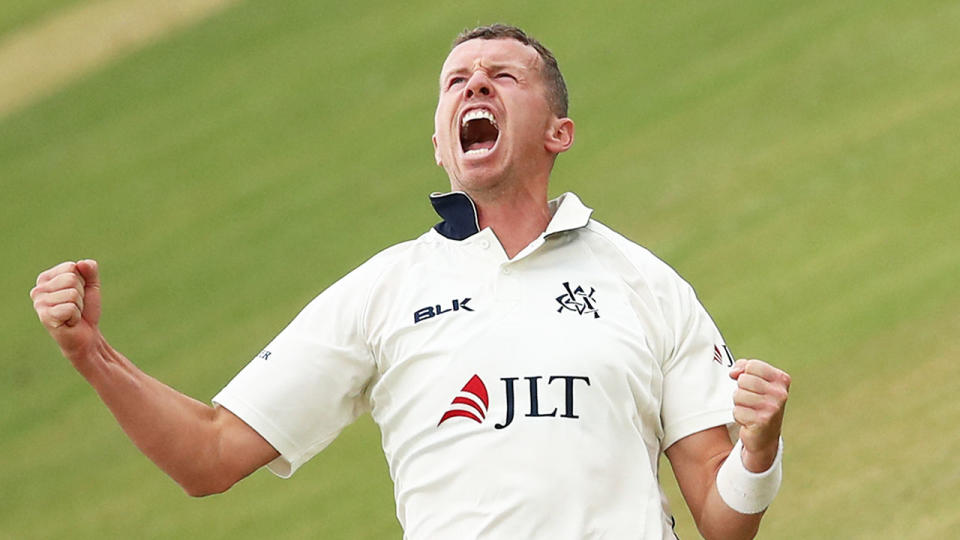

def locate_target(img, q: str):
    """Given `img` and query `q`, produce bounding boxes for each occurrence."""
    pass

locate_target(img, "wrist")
[741,440,780,473]
[66,332,110,379]
[716,437,784,514]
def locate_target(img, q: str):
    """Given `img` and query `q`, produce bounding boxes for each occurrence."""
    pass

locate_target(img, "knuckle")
[46,317,66,330]
[38,309,58,327]
[52,272,75,288]
[68,273,83,288]
[47,273,66,289]
[38,262,70,284]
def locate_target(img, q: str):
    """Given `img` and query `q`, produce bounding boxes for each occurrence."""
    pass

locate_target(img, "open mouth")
[459,108,499,156]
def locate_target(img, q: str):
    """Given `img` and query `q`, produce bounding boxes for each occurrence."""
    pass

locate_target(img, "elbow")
[182,485,223,498]
[179,475,236,498]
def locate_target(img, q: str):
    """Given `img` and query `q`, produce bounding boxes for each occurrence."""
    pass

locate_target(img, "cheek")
[435,128,454,152]
[435,109,456,141]
[433,102,448,130]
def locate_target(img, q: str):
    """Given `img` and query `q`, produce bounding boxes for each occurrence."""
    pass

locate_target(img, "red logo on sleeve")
[714,344,735,368]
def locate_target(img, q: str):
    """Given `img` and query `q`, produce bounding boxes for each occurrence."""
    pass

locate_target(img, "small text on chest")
[414,298,474,324]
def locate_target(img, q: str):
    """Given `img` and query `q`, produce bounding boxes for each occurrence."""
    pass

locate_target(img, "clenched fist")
[729,358,791,472]
[30,260,103,364]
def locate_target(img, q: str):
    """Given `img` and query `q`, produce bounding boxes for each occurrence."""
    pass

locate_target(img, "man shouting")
[31,24,791,539]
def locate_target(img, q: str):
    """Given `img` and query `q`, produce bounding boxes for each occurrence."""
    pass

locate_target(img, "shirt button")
[501,267,511,275]
[480,239,490,249]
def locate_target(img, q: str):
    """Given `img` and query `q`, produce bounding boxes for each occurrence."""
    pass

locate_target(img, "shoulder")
[294,233,437,329]
[336,231,437,286]
[577,219,689,291]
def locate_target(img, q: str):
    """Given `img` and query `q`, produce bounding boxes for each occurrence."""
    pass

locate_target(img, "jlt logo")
[438,374,591,429]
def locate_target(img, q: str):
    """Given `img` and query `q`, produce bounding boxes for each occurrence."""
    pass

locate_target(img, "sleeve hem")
[662,408,737,451]
[212,391,304,478]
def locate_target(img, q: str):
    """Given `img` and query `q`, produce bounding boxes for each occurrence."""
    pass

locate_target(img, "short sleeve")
[212,265,378,478]
[660,280,738,450]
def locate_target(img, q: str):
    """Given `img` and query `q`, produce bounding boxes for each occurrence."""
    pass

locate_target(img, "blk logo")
[556,281,599,318]
[414,297,474,324]
[438,374,591,429]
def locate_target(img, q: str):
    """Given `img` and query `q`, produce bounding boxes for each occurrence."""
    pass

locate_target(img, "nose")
[464,71,493,99]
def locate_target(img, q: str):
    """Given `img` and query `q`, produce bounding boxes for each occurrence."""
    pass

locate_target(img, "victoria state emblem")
[556,281,599,318]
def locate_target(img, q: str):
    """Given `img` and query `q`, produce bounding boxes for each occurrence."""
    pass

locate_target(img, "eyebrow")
[440,60,529,82]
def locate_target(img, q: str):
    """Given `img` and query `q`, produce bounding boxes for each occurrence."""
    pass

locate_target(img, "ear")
[432,133,443,166]
[544,117,575,155]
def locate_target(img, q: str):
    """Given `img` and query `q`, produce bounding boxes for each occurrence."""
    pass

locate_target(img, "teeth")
[461,108,496,127]
[465,148,490,155]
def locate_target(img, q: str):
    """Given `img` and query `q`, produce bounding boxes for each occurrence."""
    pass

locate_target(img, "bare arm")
[665,359,790,540]
[30,260,279,496]
[666,426,762,539]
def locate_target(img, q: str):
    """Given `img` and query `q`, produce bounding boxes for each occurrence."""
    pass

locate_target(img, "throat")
[475,197,553,259]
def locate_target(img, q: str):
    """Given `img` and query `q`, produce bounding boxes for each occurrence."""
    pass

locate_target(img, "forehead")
[440,38,542,77]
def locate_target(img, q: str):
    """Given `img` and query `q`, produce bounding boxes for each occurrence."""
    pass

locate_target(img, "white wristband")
[716,438,783,514]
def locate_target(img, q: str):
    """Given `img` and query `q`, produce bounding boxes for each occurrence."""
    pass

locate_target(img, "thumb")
[75,259,102,325]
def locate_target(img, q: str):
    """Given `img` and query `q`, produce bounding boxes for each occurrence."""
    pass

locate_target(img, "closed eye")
[495,72,516,81]
[447,76,466,89]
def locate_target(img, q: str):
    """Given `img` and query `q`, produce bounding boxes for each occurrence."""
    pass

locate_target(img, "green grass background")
[2,0,959,538]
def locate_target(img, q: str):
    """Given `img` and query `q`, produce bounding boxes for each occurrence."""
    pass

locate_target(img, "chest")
[363,242,671,442]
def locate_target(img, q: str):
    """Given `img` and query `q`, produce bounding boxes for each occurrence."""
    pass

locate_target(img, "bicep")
[664,425,734,520]
[214,405,280,482]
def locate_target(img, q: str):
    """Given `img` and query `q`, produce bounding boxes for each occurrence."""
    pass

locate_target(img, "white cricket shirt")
[213,192,738,539]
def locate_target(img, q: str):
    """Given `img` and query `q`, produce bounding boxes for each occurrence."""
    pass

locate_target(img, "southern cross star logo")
[556,281,599,318]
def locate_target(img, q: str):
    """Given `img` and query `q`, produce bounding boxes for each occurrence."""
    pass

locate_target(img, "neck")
[469,183,551,259]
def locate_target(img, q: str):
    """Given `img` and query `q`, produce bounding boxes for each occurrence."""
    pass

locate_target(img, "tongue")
[465,139,496,152]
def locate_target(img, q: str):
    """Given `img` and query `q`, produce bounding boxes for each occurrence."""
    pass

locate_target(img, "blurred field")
[0,0,236,117]
[2,0,959,538]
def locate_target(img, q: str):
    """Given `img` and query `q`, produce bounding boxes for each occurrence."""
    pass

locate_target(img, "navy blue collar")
[430,191,480,240]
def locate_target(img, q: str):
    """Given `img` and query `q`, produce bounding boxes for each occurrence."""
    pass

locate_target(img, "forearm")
[668,425,785,540]
[74,333,232,495]
[32,260,274,494]
[695,441,782,540]
[694,483,763,540]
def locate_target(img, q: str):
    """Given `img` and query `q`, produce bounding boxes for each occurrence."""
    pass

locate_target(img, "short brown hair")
[452,24,568,118]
